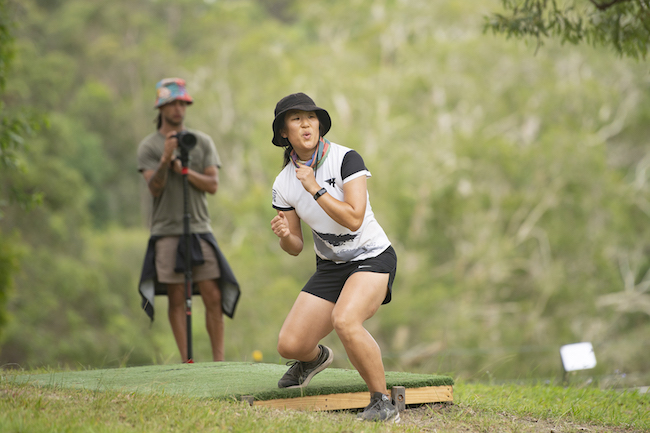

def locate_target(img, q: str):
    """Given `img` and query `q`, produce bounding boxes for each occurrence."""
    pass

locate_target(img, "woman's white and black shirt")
[272,142,391,263]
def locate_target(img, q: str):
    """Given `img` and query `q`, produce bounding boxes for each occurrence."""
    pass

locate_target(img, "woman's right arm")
[271,210,303,256]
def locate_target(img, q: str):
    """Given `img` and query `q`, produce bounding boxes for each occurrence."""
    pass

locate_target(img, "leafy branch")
[484,0,650,59]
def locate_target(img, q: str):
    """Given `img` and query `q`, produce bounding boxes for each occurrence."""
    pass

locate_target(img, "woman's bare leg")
[277,291,335,362]
[332,272,390,394]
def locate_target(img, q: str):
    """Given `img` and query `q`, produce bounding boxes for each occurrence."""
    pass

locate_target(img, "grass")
[456,382,649,431]
[1,367,648,432]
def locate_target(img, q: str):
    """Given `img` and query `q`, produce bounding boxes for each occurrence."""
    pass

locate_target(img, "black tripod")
[177,131,197,363]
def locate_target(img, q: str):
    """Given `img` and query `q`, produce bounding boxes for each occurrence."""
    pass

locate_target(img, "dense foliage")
[0,0,44,339]
[485,0,650,59]
[0,0,649,381]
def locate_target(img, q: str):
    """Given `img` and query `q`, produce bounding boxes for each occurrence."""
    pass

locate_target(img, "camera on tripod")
[174,131,197,166]
[174,131,197,152]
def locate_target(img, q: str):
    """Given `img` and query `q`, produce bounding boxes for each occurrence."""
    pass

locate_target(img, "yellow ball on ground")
[252,350,263,362]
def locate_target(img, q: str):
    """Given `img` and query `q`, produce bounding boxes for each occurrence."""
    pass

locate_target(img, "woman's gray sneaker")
[357,392,400,423]
[277,344,333,389]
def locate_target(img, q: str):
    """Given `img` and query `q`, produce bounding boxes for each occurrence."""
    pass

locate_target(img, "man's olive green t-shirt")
[137,130,221,236]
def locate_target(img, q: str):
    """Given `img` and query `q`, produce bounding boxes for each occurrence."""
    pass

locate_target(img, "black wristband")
[313,188,327,201]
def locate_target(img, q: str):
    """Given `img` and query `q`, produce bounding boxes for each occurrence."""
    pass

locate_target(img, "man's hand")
[143,131,180,197]
[161,130,179,165]
[170,157,182,174]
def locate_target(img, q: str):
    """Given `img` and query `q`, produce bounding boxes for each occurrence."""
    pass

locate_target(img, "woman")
[269,93,399,423]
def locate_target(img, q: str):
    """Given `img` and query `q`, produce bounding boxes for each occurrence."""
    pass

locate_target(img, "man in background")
[137,78,239,362]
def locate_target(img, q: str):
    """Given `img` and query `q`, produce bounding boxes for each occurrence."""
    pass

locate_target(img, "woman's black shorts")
[301,245,397,305]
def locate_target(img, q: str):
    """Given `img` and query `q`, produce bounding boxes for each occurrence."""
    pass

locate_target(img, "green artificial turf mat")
[8,362,454,401]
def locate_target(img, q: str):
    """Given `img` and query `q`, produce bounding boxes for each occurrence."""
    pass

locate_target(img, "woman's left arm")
[296,164,367,231]
[309,172,368,232]
[320,175,367,231]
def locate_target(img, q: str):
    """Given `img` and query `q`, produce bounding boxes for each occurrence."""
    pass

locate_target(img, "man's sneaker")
[357,392,400,423]
[277,344,333,389]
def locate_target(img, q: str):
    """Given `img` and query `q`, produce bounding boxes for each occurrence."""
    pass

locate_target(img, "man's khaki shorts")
[155,236,220,284]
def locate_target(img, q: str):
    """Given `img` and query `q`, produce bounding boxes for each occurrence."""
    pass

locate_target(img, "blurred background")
[1,0,648,386]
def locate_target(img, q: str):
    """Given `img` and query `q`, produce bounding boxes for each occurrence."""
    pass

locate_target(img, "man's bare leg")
[167,284,189,362]
[198,279,224,361]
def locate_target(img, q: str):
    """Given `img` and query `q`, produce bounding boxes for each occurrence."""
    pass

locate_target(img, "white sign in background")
[560,342,597,372]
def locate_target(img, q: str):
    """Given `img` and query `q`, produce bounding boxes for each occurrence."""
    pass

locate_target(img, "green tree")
[0,0,45,340]
[1,0,649,377]
[484,0,650,59]
[0,0,44,211]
